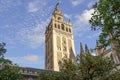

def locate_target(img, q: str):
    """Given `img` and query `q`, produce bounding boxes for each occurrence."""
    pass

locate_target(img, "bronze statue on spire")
[56,2,59,7]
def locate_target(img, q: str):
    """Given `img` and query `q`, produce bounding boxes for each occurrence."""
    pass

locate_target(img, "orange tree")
[38,59,77,80]
[38,53,120,80]
[0,43,24,80]
[77,53,120,80]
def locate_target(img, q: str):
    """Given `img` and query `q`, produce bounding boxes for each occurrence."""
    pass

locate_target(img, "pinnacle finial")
[96,40,99,47]
[80,42,84,55]
[79,42,84,63]
[85,44,90,54]
[68,19,71,23]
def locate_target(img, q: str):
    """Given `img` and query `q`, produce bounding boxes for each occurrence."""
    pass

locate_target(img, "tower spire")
[95,40,105,56]
[96,40,99,47]
[68,19,71,23]
[85,44,90,54]
[79,42,85,63]
[52,2,63,17]
[95,40,100,56]
[80,42,84,55]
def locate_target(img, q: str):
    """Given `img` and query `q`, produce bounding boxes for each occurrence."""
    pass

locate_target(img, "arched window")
[58,25,60,29]
[66,27,68,32]
[54,24,57,28]
[69,28,71,33]
[58,17,61,20]
[61,24,64,30]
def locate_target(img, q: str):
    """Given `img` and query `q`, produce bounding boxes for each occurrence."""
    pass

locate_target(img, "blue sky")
[0,0,99,69]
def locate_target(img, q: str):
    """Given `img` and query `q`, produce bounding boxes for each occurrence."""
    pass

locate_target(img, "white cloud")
[91,52,96,56]
[28,2,38,12]
[24,54,40,62]
[6,54,44,68]
[0,0,22,12]
[86,31,101,39]
[17,19,50,48]
[73,9,94,37]
[88,1,95,8]
[7,54,40,63]
[64,14,72,19]
[0,0,52,49]
[28,0,46,13]
[70,0,83,6]
[77,9,94,24]
[87,0,98,8]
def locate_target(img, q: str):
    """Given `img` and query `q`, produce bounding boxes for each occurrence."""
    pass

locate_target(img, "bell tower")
[45,4,76,71]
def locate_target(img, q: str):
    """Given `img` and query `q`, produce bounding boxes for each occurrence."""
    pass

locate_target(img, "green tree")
[77,53,120,80]
[0,65,23,80]
[89,0,120,52]
[0,43,6,58]
[38,54,120,80]
[38,59,77,80]
[0,43,24,80]
[59,59,78,80]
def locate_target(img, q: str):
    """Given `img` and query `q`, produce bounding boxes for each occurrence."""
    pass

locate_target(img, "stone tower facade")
[45,4,76,71]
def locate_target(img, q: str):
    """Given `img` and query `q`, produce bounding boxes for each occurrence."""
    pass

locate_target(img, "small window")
[61,24,64,30]
[58,25,60,29]
[54,24,57,28]
[66,27,68,32]
[69,28,71,33]
[58,17,61,20]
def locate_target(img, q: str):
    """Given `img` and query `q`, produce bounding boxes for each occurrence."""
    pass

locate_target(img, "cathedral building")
[95,41,120,69]
[80,41,120,69]
[45,4,76,71]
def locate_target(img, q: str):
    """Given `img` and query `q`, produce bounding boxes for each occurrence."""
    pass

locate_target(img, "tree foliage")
[89,0,120,52]
[0,43,6,58]
[0,43,24,80]
[77,54,120,80]
[0,65,23,80]
[38,54,120,80]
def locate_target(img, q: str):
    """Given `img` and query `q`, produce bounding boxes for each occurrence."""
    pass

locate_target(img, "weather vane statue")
[56,2,59,7]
